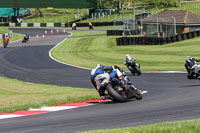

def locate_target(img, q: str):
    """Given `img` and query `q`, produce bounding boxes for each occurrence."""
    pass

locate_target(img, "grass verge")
[0,76,98,113]
[0,27,98,113]
[77,119,200,133]
[51,31,200,72]
[0,27,24,44]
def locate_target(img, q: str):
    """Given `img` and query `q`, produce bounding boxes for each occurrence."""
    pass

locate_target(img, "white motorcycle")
[185,57,200,79]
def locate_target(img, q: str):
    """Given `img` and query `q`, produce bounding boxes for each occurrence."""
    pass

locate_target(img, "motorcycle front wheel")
[3,43,7,48]
[106,84,128,102]
[133,90,142,100]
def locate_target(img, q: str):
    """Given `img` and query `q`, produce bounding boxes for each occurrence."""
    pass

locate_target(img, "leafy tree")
[97,0,121,11]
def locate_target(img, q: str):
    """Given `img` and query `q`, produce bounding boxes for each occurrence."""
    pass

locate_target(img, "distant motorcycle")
[22,36,29,43]
[3,42,8,48]
[126,60,141,75]
[185,57,200,79]
[94,69,142,102]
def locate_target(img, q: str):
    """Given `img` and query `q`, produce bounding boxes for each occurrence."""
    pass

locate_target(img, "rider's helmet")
[96,64,102,68]
[126,54,132,61]
[186,56,192,60]
[126,54,130,58]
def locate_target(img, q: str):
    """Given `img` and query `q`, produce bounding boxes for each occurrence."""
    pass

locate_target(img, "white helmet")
[96,64,102,68]
[126,54,132,61]
[126,54,130,58]
[186,56,191,60]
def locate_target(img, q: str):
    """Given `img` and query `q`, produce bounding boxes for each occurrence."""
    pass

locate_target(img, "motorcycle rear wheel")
[106,84,128,102]
[135,64,141,75]
[136,68,141,75]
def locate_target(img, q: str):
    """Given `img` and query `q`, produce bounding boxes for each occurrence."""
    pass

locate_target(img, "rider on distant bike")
[22,33,30,43]
[124,54,136,68]
[90,64,137,100]
[3,35,9,47]
[185,56,200,79]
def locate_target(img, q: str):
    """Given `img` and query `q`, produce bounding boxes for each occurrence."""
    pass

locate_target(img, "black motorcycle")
[94,70,142,102]
[22,36,29,43]
[126,60,141,75]
[185,58,200,79]
[3,41,8,48]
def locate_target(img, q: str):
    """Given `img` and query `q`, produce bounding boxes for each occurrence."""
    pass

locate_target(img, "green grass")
[23,8,89,23]
[0,28,98,113]
[20,1,200,24]
[51,31,200,72]
[77,119,200,133]
[0,76,98,113]
[0,27,24,44]
[0,2,199,132]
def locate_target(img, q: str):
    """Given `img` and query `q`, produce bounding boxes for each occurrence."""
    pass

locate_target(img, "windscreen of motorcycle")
[95,73,110,87]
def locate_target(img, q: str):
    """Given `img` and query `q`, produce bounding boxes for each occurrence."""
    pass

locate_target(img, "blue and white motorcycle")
[94,69,142,102]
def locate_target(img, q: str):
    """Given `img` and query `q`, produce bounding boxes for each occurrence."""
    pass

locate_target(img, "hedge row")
[107,29,140,36]
[116,30,200,46]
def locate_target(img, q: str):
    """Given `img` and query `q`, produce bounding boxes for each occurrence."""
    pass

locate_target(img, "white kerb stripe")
[0,115,24,119]
[29,106,78,111]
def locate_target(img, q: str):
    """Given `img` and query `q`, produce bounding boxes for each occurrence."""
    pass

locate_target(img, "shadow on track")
[180,84,200,87]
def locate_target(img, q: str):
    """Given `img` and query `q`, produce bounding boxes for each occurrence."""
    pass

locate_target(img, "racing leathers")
[25,33,30,40]
[3,36,9,43]
[90,65,135,100]
[185,57,200,76]
[124,55,136,68]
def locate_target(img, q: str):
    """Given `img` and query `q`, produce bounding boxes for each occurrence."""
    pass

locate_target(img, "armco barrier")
[116,30,200,46]
[7,21,123,28]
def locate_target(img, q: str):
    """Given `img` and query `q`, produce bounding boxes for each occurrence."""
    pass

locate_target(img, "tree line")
[97,0,182,11]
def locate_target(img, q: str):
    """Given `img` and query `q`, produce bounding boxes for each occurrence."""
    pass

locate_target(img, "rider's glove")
[120,80,125,85]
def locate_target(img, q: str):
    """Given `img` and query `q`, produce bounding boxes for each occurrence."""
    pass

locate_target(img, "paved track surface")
[0,28,200,133]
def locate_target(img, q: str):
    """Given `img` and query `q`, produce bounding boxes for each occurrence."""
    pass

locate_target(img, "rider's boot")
[130,84,137,91]
[132,86,141,95]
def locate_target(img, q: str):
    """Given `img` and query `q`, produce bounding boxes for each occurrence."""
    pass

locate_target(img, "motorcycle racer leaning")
[3,35,9,43]
[124,54,136,68]
[185,56,200,79]
[90,64,137,100]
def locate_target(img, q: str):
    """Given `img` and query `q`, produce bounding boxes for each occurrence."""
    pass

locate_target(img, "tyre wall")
[116,30,200,46]
[107,29,140,36]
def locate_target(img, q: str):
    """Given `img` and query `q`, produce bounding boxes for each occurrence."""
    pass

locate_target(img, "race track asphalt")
[0,28,200,133]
